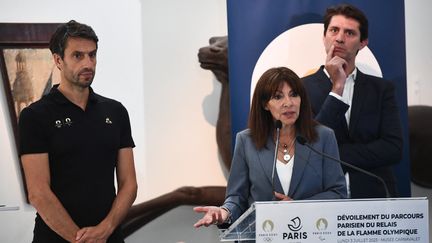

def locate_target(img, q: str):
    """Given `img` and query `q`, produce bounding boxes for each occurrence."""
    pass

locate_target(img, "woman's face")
[265,82,301,127]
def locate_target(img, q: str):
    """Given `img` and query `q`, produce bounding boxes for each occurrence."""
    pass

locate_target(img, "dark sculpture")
[198,36,232,169]
[408,105,432,188]
[121,36,231,237]
[122,186,226,237]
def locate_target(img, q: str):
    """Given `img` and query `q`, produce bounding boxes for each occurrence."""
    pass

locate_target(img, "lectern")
[219,197,428,243]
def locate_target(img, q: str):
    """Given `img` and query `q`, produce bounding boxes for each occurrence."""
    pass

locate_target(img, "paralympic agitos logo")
[283,217,308,240]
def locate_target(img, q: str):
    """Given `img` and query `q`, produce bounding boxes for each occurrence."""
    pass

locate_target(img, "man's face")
[323,15,368,63]
[54,37,97,88]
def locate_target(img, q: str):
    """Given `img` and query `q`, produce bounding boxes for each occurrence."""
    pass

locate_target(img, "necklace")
[279,139,295,163]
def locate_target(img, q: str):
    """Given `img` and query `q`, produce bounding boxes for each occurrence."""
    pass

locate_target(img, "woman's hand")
[193,206,229,228]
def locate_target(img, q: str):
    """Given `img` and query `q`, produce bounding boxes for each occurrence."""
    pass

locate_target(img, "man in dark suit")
[302,3,403,198]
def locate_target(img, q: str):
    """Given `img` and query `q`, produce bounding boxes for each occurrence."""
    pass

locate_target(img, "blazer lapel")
[316,67,333,98]
[288,140,310,197]
[349,70,367,135]
[257,136,284,194]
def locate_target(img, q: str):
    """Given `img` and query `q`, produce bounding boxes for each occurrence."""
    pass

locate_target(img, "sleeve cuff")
[220,206,232,224]
[329,92,343,101]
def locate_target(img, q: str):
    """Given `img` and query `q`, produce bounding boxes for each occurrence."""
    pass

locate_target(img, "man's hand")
[325,44,348,96]
[75,223,112,243]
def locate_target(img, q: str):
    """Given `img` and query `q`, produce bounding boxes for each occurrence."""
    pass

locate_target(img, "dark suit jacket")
[222,125,347,222]
[302,66,403,198]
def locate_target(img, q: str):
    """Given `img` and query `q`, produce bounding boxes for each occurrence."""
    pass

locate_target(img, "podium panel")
[220,197,428,243]
[219,203,256,241]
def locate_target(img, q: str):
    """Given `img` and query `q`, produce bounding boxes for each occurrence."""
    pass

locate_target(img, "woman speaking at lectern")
[194,67,347,227]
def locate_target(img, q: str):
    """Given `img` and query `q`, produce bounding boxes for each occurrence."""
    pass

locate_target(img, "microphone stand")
[271,121,282,193]
[297,136,391,198]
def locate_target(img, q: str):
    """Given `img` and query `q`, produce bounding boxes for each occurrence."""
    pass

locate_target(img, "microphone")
[271,120,282,193]
[296,135,390,198]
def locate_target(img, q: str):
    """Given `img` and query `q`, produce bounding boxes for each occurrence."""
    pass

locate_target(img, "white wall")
[0,0,431,242]
[405,0,432,106]
[140,0,228,201]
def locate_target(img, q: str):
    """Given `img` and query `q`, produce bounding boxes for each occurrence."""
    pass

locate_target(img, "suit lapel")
[288,139,310,197]
[349,70,367,135]
[313,67,349,139]
[257,136,284,194]
[316,67,333,98]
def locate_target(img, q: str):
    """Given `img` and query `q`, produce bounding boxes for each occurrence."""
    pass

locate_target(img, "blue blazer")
[302,66,403,198]
[222,125,347,222]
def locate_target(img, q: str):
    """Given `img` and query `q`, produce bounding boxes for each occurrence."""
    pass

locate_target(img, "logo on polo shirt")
[105,117,113,124]
[55,120,62,128]
[65,117,72,126]
[54,118,73,128]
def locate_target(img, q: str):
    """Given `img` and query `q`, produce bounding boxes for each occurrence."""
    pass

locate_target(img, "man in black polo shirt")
[19,20,137,243]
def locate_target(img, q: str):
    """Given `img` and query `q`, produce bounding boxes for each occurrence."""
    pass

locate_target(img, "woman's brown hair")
[248,67,318,149]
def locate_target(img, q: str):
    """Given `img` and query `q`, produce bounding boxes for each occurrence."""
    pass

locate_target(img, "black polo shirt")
[19,85,134,243]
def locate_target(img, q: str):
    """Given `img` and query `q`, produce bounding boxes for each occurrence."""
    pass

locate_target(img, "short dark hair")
[323,3,369,41]
[49,20,99,58]
[248,67,318,149]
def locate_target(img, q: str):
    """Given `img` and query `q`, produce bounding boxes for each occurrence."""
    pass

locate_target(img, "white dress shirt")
[323,67,357,198]
[277,156,294,195]
[323,67,357,126]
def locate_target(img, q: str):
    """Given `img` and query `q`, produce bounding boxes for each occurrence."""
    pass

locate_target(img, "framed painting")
[0,23,61,200]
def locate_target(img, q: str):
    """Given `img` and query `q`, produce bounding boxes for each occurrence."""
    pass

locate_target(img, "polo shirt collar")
[49,84,100,105]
